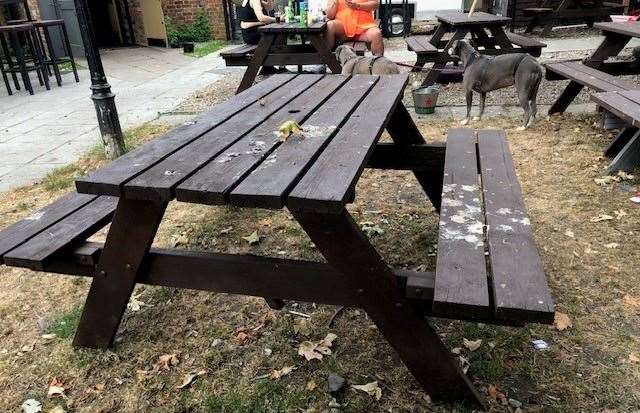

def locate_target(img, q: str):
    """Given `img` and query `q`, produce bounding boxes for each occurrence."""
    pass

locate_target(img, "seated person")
[239,0,276,44]
[324,0,384,56]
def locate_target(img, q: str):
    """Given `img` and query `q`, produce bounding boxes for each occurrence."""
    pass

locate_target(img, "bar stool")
[0,23,50,95]
[33,19,79,86]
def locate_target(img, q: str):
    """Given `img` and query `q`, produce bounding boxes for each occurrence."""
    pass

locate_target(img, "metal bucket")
[412,86,440,114]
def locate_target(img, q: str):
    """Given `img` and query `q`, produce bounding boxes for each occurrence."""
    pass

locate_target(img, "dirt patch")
[0,81,639,413]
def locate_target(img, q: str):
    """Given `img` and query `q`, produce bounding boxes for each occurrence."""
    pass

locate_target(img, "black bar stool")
[33,19,79,86]
[0,23,50,95]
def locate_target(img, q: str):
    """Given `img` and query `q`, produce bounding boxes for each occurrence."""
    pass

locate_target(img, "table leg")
[292,209,484,406]
[549,33,630,114]
[237,33,276,94]
[73,198,167,349]
[421,28,469,87]
[308,34,341,74]
[385,102,444,211]
[605,126,637,158]
[606,128,640,173]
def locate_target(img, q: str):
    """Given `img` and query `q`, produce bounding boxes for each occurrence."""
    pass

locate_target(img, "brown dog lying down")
[334,45,400,75]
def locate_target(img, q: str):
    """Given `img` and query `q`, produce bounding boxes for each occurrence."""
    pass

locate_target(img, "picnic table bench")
[0,74,554,406]
[546,21,640,114]
[406,12,546,87]
[524,0,624,37]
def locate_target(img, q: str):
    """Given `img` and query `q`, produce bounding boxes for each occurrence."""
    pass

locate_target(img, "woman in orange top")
[325,0,384,56]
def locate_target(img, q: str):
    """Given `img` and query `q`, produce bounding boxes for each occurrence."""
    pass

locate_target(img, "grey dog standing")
[448,40,543,129]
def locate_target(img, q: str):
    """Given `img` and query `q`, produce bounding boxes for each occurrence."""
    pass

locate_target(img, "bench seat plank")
[592,90,640,128]
[220,43,258,58]
[433,128,490,318]
[228,75,376,209]
[3,196,118,270]
[0,193,98,263]
[505,32,546,48]
[174,75,348,205]
[477,130,554,323]
[287,74,408,212]
[545,61,636,92]
[122,75,323,201]
[75,74,296,196]
[406,36,439,54]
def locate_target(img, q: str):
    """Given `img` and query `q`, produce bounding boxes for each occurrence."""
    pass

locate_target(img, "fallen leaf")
[554,312,572,331]
[594,175,620,186]
[47,377,66,398]
[293,318,313,337]
[48,406,66,413]
[487,384,506,402]
[451,347,462,355]
[270,366,296,379]
[629,353,640,363]
[154,354,179,371]
[41,334,57,341]
[564,229,575,238]
[614,209,627,220]
[617,171,635,180]
[21,343,35,353]
[278,120,304,140]
[463,338,482,352]
[170,233,189,247]
[459,355,470,373]
[242,231,260,245]
[306,380,317,391]
[127,294,149,312]
[136,369,151,381]
[298,333,337,361]
[351,381,382,400]
[176,370,207,389]
[623,295,640,309]
[21,399,42,413]
[604,243,619,249]
[590,214,614,223]
[361,221,384,237]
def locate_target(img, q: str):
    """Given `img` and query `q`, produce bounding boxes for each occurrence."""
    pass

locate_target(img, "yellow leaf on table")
[351,381,382,400]
[554,311,572,331]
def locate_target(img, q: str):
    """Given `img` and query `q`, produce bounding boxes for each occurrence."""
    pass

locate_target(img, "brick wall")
[162,0,228,39]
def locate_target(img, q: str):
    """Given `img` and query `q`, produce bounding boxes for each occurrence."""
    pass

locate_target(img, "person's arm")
[325,0,338,19]
[251,0,276,23]
[345,0,377,11]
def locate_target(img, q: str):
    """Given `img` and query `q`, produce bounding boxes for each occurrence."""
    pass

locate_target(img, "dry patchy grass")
[0,112,639,412]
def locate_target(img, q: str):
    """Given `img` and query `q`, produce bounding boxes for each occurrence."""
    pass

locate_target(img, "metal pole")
[73,0,125,159]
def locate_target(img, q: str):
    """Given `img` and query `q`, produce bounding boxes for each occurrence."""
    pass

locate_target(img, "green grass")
[186,40,227,58]
[46,306,82,339]
[204,380,308,413]
[58,61,85,73]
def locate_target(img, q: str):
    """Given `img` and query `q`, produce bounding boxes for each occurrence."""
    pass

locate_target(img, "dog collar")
[369,56,382,74]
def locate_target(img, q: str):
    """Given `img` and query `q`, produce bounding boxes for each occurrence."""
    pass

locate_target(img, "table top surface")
[435,11,511,26]
[595,21,640,37]
[76,74,409,213]
[260,21,327,33]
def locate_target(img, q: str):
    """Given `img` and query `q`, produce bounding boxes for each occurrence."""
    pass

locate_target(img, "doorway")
[87,0,135,47]
[141,0,167,47]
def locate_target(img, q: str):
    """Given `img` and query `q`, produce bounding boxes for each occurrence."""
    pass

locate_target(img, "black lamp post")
[73,0,125,159]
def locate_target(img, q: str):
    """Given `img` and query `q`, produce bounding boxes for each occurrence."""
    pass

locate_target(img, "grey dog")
[448,40,543,129]
[335,45,400,75]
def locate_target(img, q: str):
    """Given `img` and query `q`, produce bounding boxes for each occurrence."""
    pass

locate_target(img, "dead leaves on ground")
[351,381,382,400]
[463,338,482,352]
[176,370,207,389]
[298,333,337,361]
[47,377,66,399]
[554,312,572,331]
[270,366,296,379]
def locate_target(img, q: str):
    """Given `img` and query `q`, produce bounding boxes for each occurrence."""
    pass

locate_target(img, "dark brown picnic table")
[549,21,640,114]
[523,0,624,37]
[0,74,555,406]
[236,21,342,93]
[406,11,546,87]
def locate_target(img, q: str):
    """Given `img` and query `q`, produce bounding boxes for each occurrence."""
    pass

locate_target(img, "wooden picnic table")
[0,74,555,406]
[236,21,341,93]
[591,89,640,172]
[407,12,546,87]
[549,21,640,114]
[523,0,623,37]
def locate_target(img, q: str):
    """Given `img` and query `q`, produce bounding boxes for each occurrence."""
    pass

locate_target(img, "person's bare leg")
[357,27,384,56]
[326,20,346,50]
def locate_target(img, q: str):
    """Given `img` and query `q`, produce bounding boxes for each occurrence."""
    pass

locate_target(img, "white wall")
[413,0,463,19]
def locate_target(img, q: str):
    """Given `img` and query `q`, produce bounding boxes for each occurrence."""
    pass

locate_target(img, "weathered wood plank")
[545,61,634,92]
[287,75,409,212]
[436,12,511,26]
[175,75,349,205]
[122,75,323,201]
[75,74,296,196]
[477,129,554,324]
[433,128,490,319]
[0,193,97,263]
[3,196,117,270]
[227,75,376,209]
[591,91,640,128]
[595,21,640,38]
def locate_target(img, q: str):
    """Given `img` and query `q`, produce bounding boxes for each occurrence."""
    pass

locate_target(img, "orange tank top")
[335,0,377,39]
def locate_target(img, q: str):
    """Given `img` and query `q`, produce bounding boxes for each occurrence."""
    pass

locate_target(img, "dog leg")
[517,88,531,130]
[527,98,537,128]
[461,91,472,126]
[473,92,486,121]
